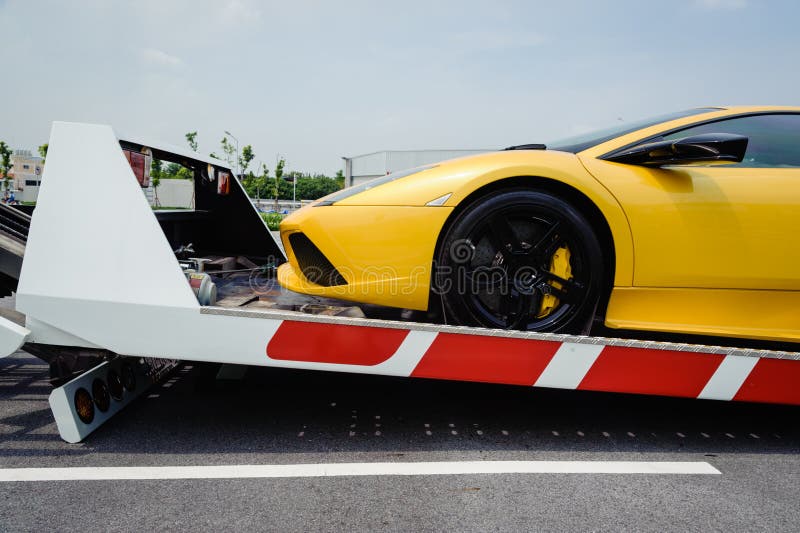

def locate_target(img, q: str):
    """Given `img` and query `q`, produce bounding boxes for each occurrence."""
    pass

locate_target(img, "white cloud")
[139,48,183,68]
[219,0,262,27]
[694,0,748,10]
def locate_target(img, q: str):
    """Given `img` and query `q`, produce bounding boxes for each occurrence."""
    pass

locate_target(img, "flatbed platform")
[2,121,797,444]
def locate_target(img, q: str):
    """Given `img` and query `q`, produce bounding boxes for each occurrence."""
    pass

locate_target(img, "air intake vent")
[288,232,347,287]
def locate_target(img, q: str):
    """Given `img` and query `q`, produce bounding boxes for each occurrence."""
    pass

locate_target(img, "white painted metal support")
[49,357,160,443]
[0,315,30,358]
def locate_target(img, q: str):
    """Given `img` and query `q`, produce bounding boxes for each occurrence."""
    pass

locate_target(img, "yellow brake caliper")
[535,245,572,318]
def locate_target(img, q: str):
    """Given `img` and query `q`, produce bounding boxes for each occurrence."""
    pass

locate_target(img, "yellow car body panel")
[279,205,453,309]
[279,105,800,343]
[576,106,800,342]
[607,287,800,343]
[580,160,800,290]
[279,150,634,311]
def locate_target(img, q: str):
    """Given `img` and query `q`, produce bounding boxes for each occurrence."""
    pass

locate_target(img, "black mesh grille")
[288,232,347,287]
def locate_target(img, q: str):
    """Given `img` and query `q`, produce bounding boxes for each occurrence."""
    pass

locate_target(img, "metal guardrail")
[0,204,30,243]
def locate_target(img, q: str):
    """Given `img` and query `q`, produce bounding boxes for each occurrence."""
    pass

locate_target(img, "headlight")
[316,165,436,206]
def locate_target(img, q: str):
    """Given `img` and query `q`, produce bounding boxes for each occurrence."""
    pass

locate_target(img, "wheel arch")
[432,175,619,321]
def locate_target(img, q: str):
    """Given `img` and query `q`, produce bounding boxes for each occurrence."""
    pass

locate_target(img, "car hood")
[326,149,586,207]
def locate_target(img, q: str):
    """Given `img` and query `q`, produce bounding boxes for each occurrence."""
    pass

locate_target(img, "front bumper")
[278,204,454,310]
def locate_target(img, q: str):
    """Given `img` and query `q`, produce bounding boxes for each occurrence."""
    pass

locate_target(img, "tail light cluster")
[72,361,138,424]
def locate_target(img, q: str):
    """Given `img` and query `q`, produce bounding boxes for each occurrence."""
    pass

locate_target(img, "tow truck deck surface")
[0,121,797,443]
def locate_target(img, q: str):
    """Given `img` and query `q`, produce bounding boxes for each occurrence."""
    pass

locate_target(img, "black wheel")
[435,188,604,333]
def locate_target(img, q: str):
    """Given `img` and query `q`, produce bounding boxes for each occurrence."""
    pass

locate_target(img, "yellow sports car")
[278,106,800,343]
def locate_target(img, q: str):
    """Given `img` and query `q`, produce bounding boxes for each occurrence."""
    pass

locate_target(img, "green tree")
[295,174,340,200]
[277,177,293,200]
[221,136,236,169]
[241,171,257,197]
[185,131,198,152]
[151,159,163,181]
[335,169,345,189]
[239,145,254,175]
[38,143,49,160]
[161,162,192,180]
[258,163,271,200]
[273,157,285,210]
[241,163,275,200]
[151,159,163,207]
[0,142,13,193]
[162,162,179,178]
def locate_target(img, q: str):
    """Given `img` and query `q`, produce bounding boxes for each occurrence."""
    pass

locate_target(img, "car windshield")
[547,108,721,153]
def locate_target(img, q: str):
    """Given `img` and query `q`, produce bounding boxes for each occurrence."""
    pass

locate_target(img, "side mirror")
[606,133,748,167]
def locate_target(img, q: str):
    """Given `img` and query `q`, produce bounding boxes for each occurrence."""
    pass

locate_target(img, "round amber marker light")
[74,388,95,424]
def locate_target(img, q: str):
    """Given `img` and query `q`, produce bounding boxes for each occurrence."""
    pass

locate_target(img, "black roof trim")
[503,143,547,151]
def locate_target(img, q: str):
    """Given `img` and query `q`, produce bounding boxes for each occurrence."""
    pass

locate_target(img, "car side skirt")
[605,287,800,343]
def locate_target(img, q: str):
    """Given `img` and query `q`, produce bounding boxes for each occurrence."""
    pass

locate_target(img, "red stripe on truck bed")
[734,358,800,405]
[267,321,409,366]
[411,333,560,385]
[578,346,725,398]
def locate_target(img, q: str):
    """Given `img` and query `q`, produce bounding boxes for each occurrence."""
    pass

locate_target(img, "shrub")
[260,212,285,230]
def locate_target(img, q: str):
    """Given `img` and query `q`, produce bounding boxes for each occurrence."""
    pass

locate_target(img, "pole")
[224,130,240,179]
[255,160,261,208]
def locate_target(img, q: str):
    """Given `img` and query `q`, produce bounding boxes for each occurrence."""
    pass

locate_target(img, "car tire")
[434,188,604,333]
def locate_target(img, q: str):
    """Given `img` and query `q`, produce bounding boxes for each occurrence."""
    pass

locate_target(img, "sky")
[1,0,798,175]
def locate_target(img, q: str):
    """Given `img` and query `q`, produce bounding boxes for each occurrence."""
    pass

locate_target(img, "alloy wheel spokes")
[506,289,542,330]
[486,213,522,253]
[462,208,586,330]
[463,268,508,290]
[539,271,585,303]
[532,221,564,259]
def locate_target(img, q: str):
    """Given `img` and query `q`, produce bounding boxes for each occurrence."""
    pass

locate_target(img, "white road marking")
[0,461,720,481]
[534,343,604,389]
[698,355,758,401]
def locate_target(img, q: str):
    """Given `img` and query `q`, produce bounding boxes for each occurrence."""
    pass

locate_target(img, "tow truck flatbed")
[0,122,797,443]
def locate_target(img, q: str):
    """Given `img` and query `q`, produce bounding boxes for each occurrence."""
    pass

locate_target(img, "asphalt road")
[1,350,798,532]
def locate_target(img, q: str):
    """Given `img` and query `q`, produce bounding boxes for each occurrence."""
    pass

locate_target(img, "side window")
[660,114,800,168]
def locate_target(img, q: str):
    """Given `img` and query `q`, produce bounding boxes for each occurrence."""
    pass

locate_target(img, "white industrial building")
[9,150,45,203]
[342,149,493,187]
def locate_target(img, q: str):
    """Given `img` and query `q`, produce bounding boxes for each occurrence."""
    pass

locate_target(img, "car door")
[582,112,800,291]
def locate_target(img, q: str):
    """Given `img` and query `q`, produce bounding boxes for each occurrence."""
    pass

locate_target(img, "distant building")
[342,149,493,188]
[9,150,45,202]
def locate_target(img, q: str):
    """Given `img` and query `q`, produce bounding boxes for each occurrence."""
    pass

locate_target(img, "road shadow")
[1,355,798,458]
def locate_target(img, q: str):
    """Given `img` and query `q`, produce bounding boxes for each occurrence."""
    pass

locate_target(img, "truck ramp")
[0,204,29,296]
